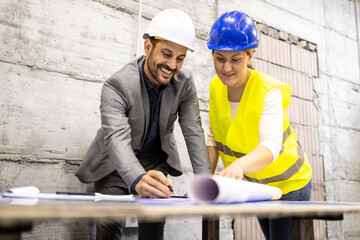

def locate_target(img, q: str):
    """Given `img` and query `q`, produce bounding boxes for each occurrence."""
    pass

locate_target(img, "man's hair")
[149,37,160,49]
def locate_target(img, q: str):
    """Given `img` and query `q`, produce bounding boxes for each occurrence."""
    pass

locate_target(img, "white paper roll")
[189,175,282,204]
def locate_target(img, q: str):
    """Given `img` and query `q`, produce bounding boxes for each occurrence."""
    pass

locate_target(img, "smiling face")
[144,38,187,89]
[213,50,253,89]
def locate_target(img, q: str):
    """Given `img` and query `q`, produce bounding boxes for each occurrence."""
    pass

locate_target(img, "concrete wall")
[1,0,359,239]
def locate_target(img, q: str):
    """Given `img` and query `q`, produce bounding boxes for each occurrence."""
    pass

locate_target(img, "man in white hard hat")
[75,9,211,240]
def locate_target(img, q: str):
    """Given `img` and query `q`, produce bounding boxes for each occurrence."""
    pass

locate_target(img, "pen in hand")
[168,186,177,196]
[167,187,188,198]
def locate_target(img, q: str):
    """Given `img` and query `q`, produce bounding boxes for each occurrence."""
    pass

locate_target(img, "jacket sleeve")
[100,79,146,191]
[178,73,212,174]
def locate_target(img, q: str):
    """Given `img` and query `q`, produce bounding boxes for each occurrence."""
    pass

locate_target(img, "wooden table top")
[1,197,360,223]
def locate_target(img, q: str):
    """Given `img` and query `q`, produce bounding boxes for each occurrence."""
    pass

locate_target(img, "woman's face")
[213,50,253,88]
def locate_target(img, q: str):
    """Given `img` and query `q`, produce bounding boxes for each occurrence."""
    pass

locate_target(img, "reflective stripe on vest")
[216,126,291,160]
[245,141,304,184]
[215,126,306,183]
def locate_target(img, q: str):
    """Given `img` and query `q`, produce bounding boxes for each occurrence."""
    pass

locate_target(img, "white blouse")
[206,88,283,162]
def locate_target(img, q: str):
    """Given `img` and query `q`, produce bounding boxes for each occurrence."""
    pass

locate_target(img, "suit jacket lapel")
[138,58,150,146]
[159,83,174,142]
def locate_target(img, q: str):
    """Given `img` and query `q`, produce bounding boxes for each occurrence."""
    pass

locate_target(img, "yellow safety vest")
[209,70,312,194]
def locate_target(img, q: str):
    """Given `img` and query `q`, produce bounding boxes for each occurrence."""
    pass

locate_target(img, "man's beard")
[147,51,176,86]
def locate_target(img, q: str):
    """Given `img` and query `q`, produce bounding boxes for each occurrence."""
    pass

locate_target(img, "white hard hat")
[143,9,196,52]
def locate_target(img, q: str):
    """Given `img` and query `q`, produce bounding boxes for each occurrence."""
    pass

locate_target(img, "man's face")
[144,38,187,89]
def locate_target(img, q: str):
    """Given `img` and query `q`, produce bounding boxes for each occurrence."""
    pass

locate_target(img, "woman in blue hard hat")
[206,11,312,240]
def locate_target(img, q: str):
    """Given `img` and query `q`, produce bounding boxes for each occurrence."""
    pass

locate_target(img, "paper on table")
[135,197,193,205]
[5,186,40,196]
[188,175,282,204]
[1,186,134,202]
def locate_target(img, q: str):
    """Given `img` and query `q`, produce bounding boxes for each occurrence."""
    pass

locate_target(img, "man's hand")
[135,170,173,198]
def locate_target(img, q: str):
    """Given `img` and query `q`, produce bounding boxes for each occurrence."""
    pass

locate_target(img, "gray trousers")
[94,157,169,240]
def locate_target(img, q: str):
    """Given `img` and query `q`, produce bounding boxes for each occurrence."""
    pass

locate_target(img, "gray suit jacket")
[75,56,211,191]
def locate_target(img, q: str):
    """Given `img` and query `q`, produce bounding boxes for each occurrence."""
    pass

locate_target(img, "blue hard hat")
[207,11,259,51]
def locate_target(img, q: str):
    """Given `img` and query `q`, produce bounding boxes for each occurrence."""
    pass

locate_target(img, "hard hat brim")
[207,41,259,51]
[143,32,195,52]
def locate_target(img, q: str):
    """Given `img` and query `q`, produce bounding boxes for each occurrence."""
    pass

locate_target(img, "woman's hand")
[218,159,245,180]
[218,145,274,180]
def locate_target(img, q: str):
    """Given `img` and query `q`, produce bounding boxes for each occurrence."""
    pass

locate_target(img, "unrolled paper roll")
[188,175,282,204]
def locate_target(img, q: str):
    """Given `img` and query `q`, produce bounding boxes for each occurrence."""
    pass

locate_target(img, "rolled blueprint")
[188,175,282,204]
